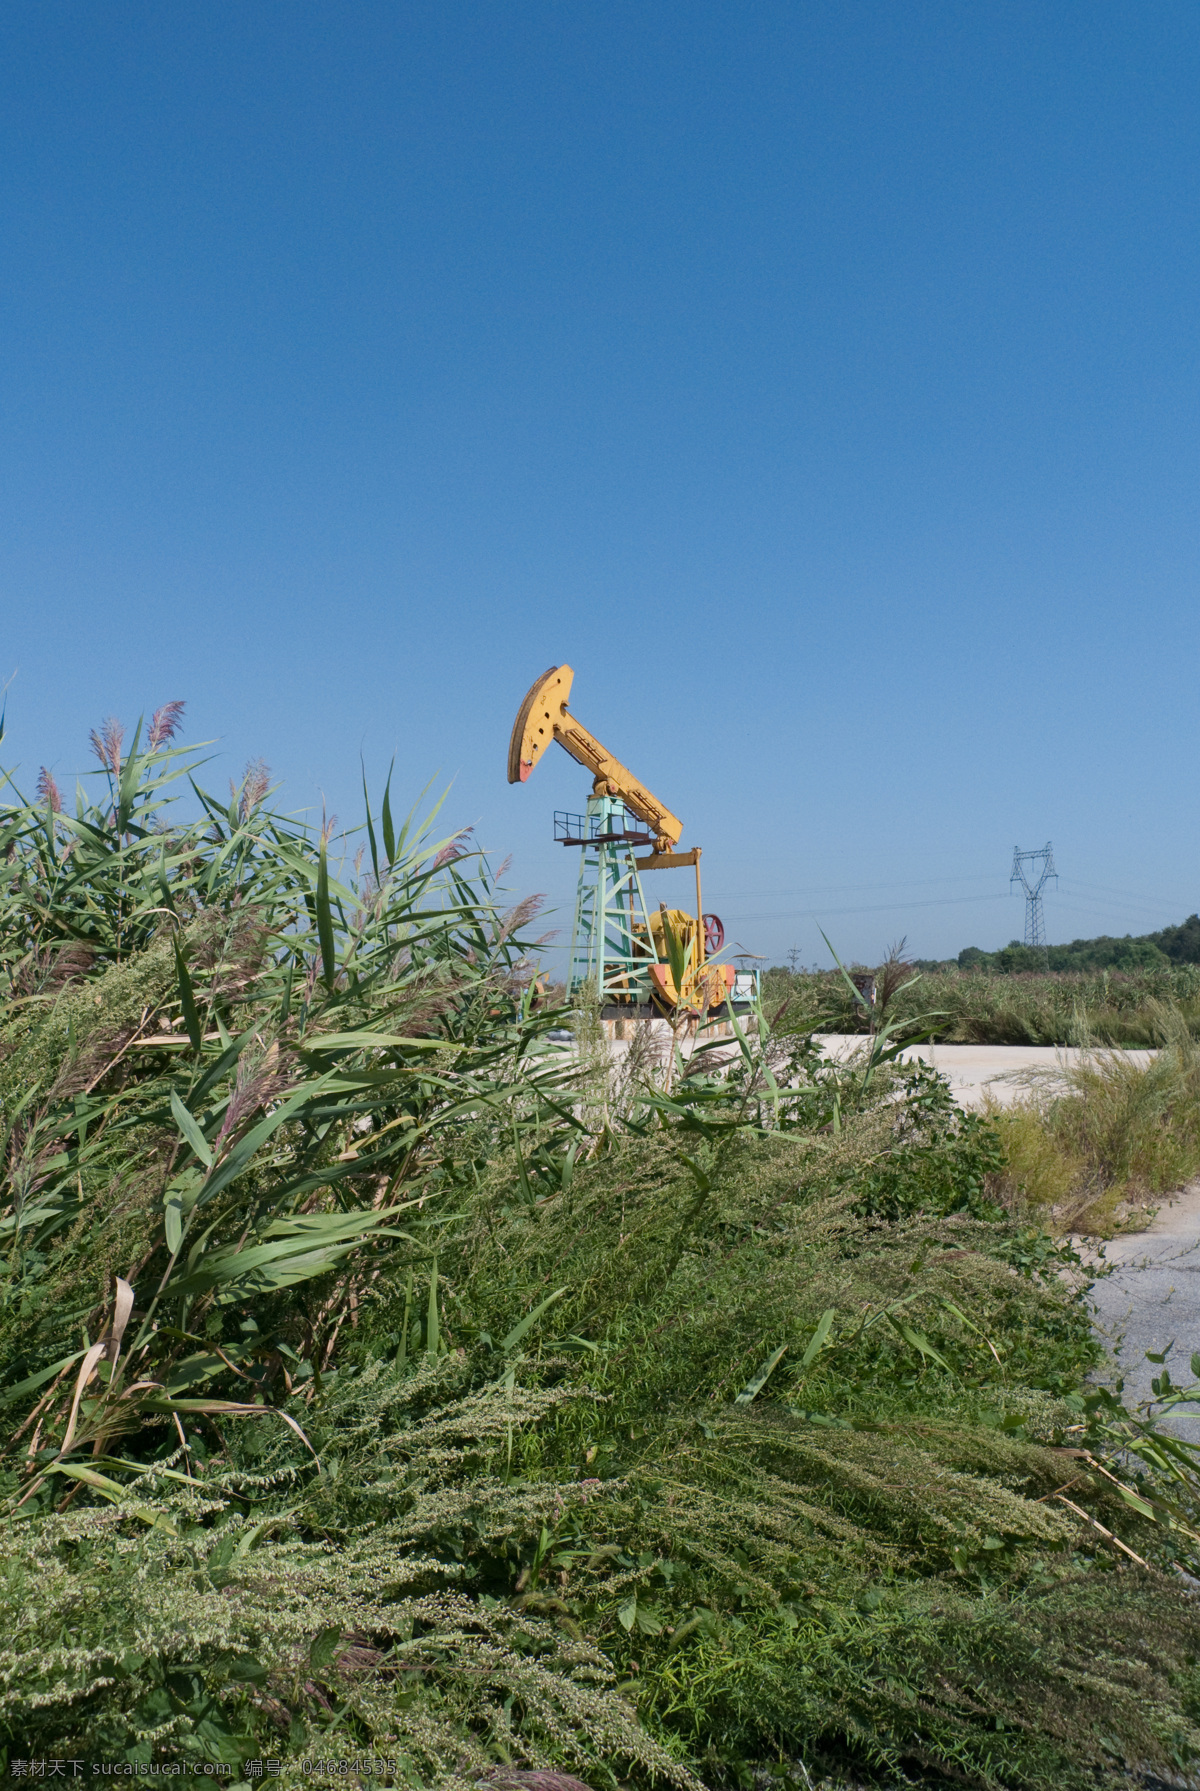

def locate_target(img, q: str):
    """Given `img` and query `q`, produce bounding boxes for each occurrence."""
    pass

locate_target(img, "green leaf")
[381,759,396,864]
[194,1079,329,1210]
[668,1608,716,1648]
[502,1287,569,1354]
[819,927,872,1011]
[165,1352,227,1393]
[361,760,380,883]
[397,1267,414,1374]
[157,845,177,917]
[278,960,294,1031]
[316,833,337,991]
[164,1189,184,1256]
[114,718,143,832]
[661,910,690,993]
[47,1463,179,1536]
[167,1209,408,1299]
[676,1150,711,1195]
[617,1595,638,1631]
[0,1348,86,1408]
[799,1307,837,1370]
[426,1258,440,1357]
[735,1342,788,1404]
[724,997,756,1070]
[173,937,202,1052]
[1113,1483,1157,1520]
[892,1319,952,1373]
[512,1118,535,1206]
[217,1653,268,1685]
[170,1090,213,1170]
[309,1627,342,1671]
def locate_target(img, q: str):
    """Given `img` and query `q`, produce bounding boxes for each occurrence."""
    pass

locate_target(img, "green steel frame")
[567,792,654,1003]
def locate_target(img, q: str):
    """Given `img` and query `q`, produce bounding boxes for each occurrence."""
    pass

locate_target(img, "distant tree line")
[928,913,1200,975]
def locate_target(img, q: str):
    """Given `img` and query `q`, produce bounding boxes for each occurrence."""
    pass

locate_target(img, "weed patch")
[982,1012,1200,1231]
[766,962,1200,1047]
[3,714,1200,1786]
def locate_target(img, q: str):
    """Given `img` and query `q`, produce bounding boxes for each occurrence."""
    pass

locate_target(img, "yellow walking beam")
[507,665,683,852]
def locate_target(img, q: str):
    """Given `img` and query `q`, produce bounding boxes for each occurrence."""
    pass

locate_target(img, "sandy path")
[1085,1185,1200,1444]
[815,1034,1155,1110]
[600,1025,1154,1110]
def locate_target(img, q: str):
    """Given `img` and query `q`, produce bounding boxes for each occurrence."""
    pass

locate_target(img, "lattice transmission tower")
[1010,842,1057,949]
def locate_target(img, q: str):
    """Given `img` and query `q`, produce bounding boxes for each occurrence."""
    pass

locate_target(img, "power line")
[1053,895,1179,926]
[702,872,1000,902]
[717,890,1012,924]
[1062,878,1196,918]
[699,872,1191,919]
[697,863,1192,944]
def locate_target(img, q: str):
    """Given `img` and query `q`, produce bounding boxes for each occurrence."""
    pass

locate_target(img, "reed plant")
[0,708,573,1481]
[5,709,1200,1787]
[765,962,1200,1047]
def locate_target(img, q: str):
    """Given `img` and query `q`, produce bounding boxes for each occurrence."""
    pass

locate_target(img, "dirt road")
[816,1034,1155,1110]
[1087,1185,1200,1444]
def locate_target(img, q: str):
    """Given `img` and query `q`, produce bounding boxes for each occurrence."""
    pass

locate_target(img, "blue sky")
[2,2,1198,967]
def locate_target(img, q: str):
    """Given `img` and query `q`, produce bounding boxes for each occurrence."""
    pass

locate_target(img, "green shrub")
[982,1009,1200,1231]
[0,1364,688,1784]
[5,712,1200,1788]
[434,1072,1200,1787]
[982,1098,1082,1217]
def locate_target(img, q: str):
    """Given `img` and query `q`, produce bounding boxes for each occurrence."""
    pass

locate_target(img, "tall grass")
[5,710,1200,1786]
[0,714,572,1478]
[985,1007,1200,1230]
[765,962,1200,1046]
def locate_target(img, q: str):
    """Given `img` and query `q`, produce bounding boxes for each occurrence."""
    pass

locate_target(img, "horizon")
[3,2,1198,968]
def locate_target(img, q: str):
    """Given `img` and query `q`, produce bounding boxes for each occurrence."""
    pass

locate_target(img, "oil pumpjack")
[508,664,746,1018]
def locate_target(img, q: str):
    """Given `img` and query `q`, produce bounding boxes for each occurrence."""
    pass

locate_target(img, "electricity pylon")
[1011,843,1056,949]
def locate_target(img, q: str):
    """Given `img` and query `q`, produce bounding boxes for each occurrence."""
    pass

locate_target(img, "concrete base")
[602,1013,736,1040]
